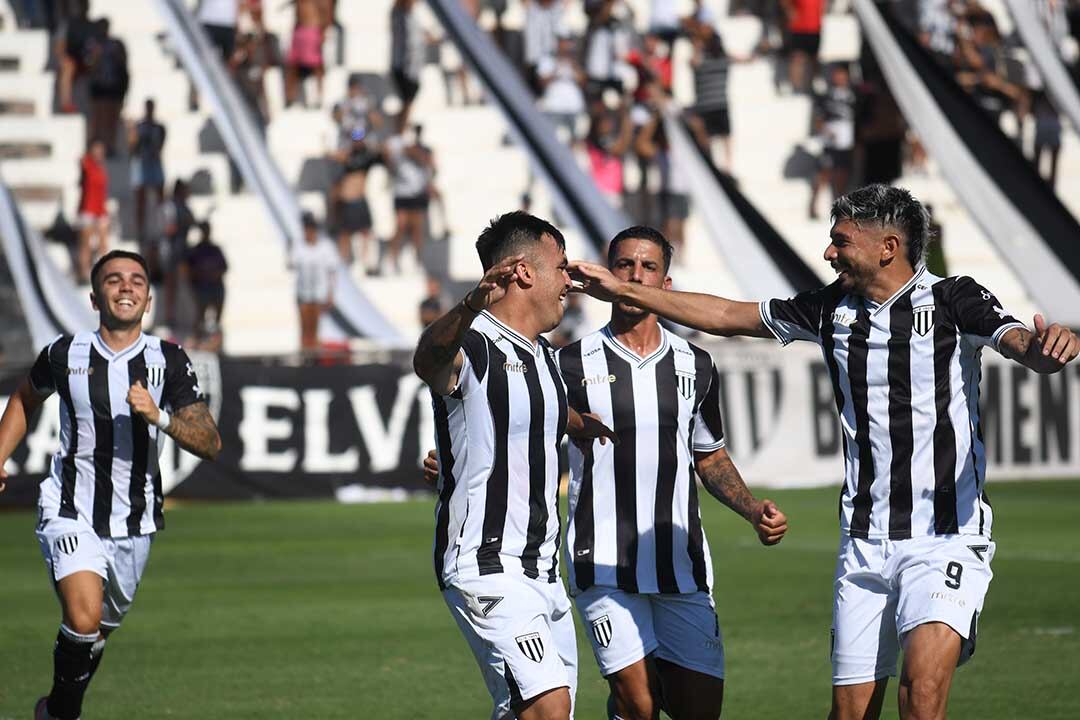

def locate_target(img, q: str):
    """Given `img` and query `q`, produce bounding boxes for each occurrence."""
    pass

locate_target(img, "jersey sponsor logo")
[674,346,694,356]
[831,310,856,327]
[66,367,94,376]
[55,533,79,555]
[591,615,613,648]
[516,632,545,662]
[677,371,695,400]
[503,361,528,374]
[581,374,616,386]
[147,364,166,387]
[912,305,935,336]
[477,595,504,617]
[584,346,603,357]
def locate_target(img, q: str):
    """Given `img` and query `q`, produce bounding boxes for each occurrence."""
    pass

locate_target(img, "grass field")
[1,480,1078,719]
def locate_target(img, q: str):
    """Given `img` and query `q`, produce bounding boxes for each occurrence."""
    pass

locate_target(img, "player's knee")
[611,687,659,720]
[63,603,102,636]
[898,675,949,720]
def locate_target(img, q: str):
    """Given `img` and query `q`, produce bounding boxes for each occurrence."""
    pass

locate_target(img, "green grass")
[1,480,1077,718]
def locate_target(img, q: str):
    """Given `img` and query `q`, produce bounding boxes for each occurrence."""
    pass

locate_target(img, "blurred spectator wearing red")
[285,0,329,107]
[782,0,823,93]
[77,140,109,284]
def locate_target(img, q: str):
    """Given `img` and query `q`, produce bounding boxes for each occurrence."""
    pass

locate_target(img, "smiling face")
[824,218,892,295]
[609,237,671,317]
[91,257,151,329]
[526,234,572,333]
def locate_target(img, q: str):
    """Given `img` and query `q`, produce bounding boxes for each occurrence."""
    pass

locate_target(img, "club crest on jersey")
[55,534,79,555]
[912,305,935,336]
[516,632,545,662]
[676,371,695,400]
[147,364,166,387]
[592,615,613,648]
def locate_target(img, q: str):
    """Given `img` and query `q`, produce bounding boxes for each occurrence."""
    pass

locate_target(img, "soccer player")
[0,250,222,720]
[413,212,614,720]
[568,185,1080,720]
[558,226,788,720]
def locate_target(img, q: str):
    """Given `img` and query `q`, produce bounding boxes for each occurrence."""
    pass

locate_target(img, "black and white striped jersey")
[760,269,1026,540]
[431,311,568,590]
[558,326,726,594]
[29,331,205,538]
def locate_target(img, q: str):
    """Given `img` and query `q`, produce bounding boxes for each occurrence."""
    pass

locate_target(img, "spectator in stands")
[627,32,674,103]
[390,0,428,132]
[648,0,681,44]
[583,0,630,102]
[332,127,382,272]
[809,63,855,219]
[537,33,587,144]
[284,0,327,108]
[917,0,958,67]
[76,140,109,284]
[230,28,277,129]
[186,220,229,350]
[523,0,566,94]
[292,212,339,356]
[586,98,633,208]
[954,9,1026,130]
[635,89,691,255]
[418,276,448,327]
[54,0,92,113]
[781,0,824,93]
[855,77,906,186]
[129,99,167,241]
[198,0,241,63]
[158,179,196,330]
[689,22,736,172]
[342,76,384,139]
[385,127,434,273]
[1032,88,1062,188]
[85,18,128,155]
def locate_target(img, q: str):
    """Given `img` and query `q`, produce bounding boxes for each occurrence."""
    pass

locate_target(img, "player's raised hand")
[465,255,524,311]
[1033,313,1079,365]
[568,261,625,303]
[422,449,439,489]
[127,381,161,426]
[751,499,788,546]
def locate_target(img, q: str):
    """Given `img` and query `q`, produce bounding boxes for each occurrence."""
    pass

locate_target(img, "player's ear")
[516,260,535,287]
[90,291,99,311]
[881,232,901,264]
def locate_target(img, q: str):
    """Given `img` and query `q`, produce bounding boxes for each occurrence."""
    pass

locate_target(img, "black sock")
[47,626,97,720]
[87,637,106,681]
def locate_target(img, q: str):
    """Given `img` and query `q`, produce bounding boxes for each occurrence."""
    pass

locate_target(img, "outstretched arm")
[0,378,47,493]
[695,447,787,546]
[998,314,1079,375]
[128,383,222,461]
[569,261,772,338]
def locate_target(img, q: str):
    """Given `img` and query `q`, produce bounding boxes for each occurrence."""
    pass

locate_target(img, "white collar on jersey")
[601,324,670,368]
[91,331,147,361]
[478,310,542,355]
[865,266,928,316]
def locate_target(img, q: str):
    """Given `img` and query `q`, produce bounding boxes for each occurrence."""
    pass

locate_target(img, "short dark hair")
[90,250,150,294]
[831,184,930,268]
[608,225,674,272]
[475,211,565,270]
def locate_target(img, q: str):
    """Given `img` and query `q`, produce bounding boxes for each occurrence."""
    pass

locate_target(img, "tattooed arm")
[695,447,787,546]
[163,402,222,461]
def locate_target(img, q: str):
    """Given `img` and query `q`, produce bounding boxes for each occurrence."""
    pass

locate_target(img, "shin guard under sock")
[46,624,97,720]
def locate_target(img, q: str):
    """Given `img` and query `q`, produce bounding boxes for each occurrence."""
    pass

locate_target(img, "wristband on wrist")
[155,409,172,431]
[463,292,483,314]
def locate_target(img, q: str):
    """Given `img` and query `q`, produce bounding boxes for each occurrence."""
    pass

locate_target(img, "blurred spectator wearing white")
[523,0,567,93]
[917,0,958,65]
[809,63,855,219]
[782,0,823,93]
[285,0,328,107]
[385,129,433,273]
[648,0,681,43]
[537,34,587,143]
[77,140,110,284]
[689,23,737,172]
[391,0,427,132]
[583,0,630,101]
[198,0,241,62]
[292,212,339,356]
[129,99,167,241]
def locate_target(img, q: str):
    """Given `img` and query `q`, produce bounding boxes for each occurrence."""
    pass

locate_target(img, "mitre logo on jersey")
[147,364,166,387]
[55,534,79,555]
[592,615,613,648]
[66,367,93,376]
[912,304,935,336]
[831,310,856,327]
[581,374,616,386]
[504,361,527,374]
[516,632,545,662]
[677,371,695,400]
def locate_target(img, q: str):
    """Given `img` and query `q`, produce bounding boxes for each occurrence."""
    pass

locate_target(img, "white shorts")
[574,586,724,680]
[36,515,154,630]
[831,534,995,686]
[443,575,578,720]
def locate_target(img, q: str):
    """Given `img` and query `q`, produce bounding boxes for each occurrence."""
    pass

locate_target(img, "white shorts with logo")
[36,515,154,630]
[831,534,995,686]
[574,585,725,679]
[443,574,578,720]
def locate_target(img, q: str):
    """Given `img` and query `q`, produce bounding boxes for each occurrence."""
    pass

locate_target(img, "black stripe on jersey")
[887,294,915,539]
[685,464,709,592]
[560,341,596,591]
[127,353,150,536]
[603,343,639,593]
[687,345,716,592]
[847,306,876,538]
[431,393,457,590]
[88,346,114,536]
[461,329,489,382]
[653,350,681,593]
[477,341,510,576]
[819,299,850,522]
[932,286,959,534]
[151,471,164,530]
[515,346,549,581]
[51,337,79,520]
[539,343,567,583]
